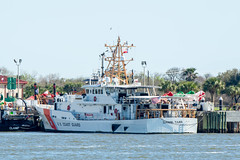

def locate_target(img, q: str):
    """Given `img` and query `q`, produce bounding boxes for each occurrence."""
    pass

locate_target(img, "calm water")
[0,132,240,160]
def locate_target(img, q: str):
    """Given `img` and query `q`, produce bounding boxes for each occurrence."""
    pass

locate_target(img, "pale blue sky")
[1,0,240,78]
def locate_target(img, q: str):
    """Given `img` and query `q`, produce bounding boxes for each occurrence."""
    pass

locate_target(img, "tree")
[176,81,200,93]
[165,67,182,83]
[63,81,83,93]
[204,73,212,80]
[182,68,198,81]
[152,73,165,86]
[20,72,37,83]
[23,83,35,99]
[225,85,240,104]
[0,67,13,76]
[159,79,177,93]
[218,69,240,105]
[218,69,240,87]
[20,72,37,99]
[194,76,205,87]
[154,75,164,86]
[203,77,225,103]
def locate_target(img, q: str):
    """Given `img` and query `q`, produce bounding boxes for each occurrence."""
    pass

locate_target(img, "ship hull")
[37,107,197,134]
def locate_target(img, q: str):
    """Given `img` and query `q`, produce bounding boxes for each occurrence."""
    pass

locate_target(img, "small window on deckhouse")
[104,106,107,114]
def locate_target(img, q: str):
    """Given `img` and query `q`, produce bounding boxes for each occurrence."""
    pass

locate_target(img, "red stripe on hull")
[43,109,57,130]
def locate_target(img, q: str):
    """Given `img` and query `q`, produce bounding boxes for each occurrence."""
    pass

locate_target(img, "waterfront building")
[0,75,27,100]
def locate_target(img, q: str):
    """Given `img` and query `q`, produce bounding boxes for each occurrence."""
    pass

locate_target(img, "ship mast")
[104,37,135,84]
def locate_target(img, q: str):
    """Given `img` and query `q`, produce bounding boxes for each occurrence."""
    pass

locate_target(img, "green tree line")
[20,73,84,98]
[1,66,240,106]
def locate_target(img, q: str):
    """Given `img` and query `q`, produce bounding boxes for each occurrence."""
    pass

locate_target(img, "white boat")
[35,37,198,134]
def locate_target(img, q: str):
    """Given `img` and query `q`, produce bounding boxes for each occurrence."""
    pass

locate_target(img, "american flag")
[151,96,161,104]
[122,47,128,53]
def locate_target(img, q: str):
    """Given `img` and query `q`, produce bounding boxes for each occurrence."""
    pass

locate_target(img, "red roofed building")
[0,75,28,100]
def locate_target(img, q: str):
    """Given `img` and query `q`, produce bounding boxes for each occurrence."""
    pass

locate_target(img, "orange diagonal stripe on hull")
[43,109,57,130]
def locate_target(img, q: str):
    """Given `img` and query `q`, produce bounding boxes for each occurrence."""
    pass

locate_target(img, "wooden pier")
[197,111,240,133]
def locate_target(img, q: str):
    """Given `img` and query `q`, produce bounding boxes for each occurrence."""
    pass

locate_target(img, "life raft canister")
[94,96,97,102]
[67,105,71,111]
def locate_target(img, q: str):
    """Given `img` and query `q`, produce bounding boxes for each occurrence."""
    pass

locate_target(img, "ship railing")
[118,97,144,105]
[136,109,196,119]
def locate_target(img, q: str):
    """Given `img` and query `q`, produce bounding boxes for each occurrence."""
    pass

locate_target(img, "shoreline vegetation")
[1,66,240,108]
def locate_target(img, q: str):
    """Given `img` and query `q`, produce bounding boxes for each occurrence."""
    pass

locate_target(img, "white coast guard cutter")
[35,37,198,133]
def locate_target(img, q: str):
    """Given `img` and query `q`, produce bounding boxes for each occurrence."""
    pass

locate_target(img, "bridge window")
[86,89,89,94]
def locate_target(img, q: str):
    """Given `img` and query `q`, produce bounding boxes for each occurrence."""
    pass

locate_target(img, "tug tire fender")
[8,103,13,108]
